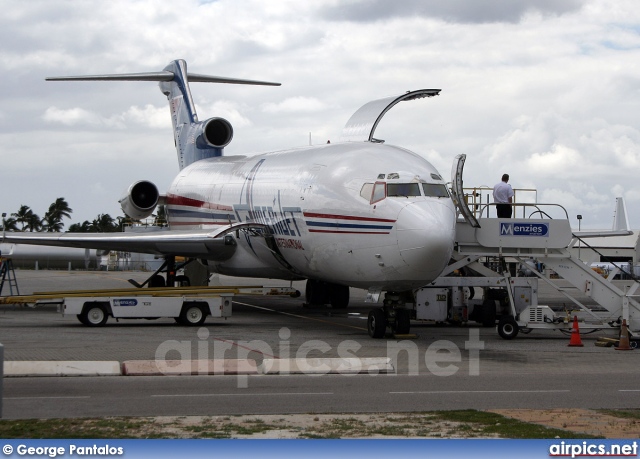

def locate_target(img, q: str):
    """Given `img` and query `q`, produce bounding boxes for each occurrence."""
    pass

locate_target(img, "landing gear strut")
[367,292,413,338]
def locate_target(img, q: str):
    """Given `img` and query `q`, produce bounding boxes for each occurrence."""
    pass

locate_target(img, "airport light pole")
[577,215,582,260]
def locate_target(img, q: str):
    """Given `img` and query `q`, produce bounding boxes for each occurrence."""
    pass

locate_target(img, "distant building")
[570,230,640,265]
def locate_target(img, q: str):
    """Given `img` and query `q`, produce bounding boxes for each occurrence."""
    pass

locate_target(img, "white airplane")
[3,59,457,337]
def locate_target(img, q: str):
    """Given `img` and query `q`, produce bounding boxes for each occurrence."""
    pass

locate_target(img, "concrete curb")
[122,359,258,376]
[3,357,393,377]
[4,361,121,377]
[258,357,394,375]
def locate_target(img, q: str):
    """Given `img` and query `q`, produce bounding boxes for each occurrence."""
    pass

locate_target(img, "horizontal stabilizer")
[187,73,281,86]
[47,72,281,86]
[46,72,175,82]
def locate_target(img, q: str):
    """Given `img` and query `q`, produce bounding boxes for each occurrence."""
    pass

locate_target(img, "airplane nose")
[396,200,456,280]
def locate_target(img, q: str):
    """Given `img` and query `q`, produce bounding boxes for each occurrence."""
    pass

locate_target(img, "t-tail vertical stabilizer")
[613,197,631,233]
[46,59,280,169]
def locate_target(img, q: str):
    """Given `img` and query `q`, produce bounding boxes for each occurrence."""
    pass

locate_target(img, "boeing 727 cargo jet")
[3,59,457,337]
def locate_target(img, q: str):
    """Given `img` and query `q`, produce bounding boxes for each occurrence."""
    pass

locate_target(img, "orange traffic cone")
[615,319,632,351]
[568,315,584,347]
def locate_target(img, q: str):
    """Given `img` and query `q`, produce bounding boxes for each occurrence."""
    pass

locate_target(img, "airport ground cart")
[415,276,538,339]
[0,285,298,327]
[65,294,232,326]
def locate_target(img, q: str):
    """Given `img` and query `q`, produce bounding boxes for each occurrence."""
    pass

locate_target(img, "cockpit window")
[387,183,421,197]
[371,182,386,204]
[422,183,450,198]
[360,183,374,200]
[365,181,449,204]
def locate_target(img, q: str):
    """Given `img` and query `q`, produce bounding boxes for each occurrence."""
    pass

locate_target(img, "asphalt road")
[4,371,638,419]
[1,270,639,419]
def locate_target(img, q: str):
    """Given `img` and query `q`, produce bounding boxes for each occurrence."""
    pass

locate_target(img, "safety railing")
[462,187,568,220]
[475,202,569,220]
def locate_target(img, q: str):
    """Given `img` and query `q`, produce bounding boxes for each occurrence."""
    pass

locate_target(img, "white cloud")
[526,144,583,175]
[612,184,625,196]
[42,106,117,127]
[262,97,329,114]
[195,100,253,128]
[2,0,640,230]
[42,105,170,130]
[123,105,170,129]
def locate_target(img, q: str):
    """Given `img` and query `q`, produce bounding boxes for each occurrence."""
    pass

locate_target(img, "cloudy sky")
[2,0,640,230]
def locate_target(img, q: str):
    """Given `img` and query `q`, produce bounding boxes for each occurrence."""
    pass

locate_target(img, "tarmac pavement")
[1,269,639,418]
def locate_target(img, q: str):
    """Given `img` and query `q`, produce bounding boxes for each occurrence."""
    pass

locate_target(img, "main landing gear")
[304,279,350,309]
[128,256,193,289]
[367,292,413,339]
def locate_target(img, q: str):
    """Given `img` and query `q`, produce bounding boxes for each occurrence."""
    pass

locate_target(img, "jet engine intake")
[200,117,233,148]
[119,180,159,220]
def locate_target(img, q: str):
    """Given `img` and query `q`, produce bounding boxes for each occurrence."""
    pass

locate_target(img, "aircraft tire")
[305,279,327,305]
[481,299,497,327]
[329,284,349,309]
[497,316,519,340]
[368,308,387,339]
[79,303,109,327]
[395,308,411,334]
[148,275,166,288]
[179,303,207,326]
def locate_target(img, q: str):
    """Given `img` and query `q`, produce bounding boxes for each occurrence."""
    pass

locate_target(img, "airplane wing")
[1,224,265,261]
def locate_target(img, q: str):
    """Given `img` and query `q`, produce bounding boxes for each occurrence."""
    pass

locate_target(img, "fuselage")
[165,142,457,291]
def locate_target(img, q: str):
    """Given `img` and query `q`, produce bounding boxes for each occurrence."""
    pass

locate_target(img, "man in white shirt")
[493,174,514,218]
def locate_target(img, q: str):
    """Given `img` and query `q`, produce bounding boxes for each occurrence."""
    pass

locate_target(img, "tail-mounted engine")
[119,180,159,220]
[196,117,233,149]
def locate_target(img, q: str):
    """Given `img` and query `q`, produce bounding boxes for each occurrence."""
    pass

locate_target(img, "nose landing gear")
[367,292,413,338]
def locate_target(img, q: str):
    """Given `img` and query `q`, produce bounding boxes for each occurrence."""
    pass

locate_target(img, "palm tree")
[68,221,93,233]
[43,214,64,232]
[43,198,73,232]
[25,212,42,232]
[1,217,18,231]
[12,205,36,231]
[91,214,119,232]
